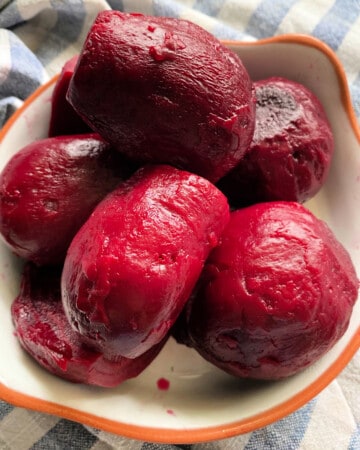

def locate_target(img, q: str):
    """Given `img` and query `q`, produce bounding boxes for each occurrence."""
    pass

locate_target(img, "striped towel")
[0,1,359,449]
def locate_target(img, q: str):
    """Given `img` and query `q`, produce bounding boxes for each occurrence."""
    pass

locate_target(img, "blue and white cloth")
[0,1,359,449]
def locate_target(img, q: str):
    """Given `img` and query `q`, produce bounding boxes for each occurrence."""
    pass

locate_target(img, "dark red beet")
[218,77,334,207]
[183,202,358,380]
[62,165,230,360]
[48,55,92,137]
[67,11,255,182]
[11,263,166,387]
[0,134,132,265]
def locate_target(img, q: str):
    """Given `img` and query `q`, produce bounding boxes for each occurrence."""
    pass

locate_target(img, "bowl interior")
[0,36,359,443]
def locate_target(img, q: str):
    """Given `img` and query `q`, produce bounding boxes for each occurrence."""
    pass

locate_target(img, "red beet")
[11,263,166,387]
[48,55,91,137]
[0,134,132,265]
[67,11,255,182]
[182,202,358,380]
[218,77,334,207]
[62,165,230,360]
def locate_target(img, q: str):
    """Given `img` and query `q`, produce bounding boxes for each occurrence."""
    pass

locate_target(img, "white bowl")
[0,35,359,444]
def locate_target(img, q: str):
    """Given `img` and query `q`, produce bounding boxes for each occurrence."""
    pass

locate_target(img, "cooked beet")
[48,55,92,137]
[182,202,358,380]
[218,77,334,206]
[67,11,255,182]
[11,263,166,387]
[0,134,132,265]
[62,165,230,360]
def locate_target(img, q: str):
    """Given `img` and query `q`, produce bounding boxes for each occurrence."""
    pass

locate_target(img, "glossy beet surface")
[48,55,91,137]
[183,202,358,380]
[218,77,334,207]
[67,11,255,182]
[11,264,166,387]
[62,165,230,360]
[0,134,131,265]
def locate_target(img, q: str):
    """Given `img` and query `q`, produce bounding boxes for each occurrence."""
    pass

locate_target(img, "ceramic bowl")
[0,35,359,444]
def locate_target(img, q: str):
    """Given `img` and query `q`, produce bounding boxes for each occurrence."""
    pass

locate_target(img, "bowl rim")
[0,33,359,444]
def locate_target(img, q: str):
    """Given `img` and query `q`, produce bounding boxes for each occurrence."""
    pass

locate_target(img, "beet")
[67,11,255,182]
[218,77,334,207]
[181,202,358,380]
[0,134,132,265]
[48,55,92,137]
[11,263,166,387]
[62,165,230,360]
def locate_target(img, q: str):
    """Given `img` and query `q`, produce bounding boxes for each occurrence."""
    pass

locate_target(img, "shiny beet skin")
[48,55,92,137]
[11,263,166,387]
[61,165,230,360]
[0,134,131,265]
[67,11,255,182]
[218,77,334,207]
[183,202,358,380]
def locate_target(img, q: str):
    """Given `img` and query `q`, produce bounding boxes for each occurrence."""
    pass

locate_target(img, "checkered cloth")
[0,1,359,449]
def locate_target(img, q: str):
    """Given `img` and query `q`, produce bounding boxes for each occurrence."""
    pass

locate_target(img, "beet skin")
[218,77,334,206]
[11,264,166,387]
[67,11,255,182]
[182,202,358,380]
[48,55,91,137]
[61,165,230,360]
[0,134,131,265]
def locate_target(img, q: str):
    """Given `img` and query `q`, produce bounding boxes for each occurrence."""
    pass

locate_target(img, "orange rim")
[0,34,359,444]
[0,76,58,145]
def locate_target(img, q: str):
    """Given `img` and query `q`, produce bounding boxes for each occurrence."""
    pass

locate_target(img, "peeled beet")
[62,165,230,360]
[0,134,132,265]
[218,77,334,207]
[48,55,92,137]
[11,263,165,387]
[182,202,358,380]
[67,11,255,182]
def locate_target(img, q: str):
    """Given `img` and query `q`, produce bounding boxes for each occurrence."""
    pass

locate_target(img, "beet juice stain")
[156,377,170,391]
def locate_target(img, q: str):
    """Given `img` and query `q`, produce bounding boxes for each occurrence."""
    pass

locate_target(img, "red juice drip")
[157,377,170,390]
